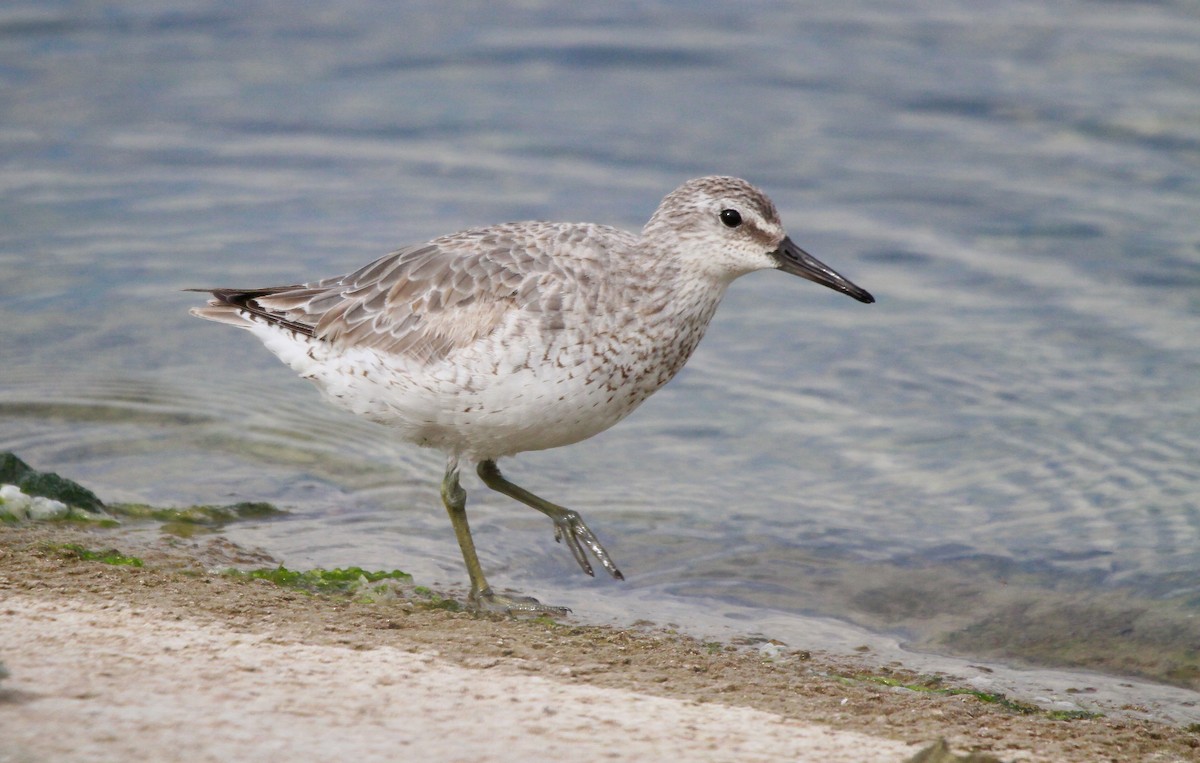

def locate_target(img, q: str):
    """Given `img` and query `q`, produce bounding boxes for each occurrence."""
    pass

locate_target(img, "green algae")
[230,573,463,611]
[225,565,412,595]
[106,501,283,535]
[410,585,461,611]
[47,542,144,567]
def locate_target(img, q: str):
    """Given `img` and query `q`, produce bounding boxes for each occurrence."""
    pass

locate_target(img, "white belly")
[250,319,658,460]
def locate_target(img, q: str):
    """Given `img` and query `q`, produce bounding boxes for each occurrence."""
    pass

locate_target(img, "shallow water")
[3,0,1199,718]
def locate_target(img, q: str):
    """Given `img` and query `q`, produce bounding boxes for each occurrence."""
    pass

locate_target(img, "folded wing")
[191,238,542,366]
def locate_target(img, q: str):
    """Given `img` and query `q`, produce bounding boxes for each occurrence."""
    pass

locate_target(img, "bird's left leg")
[441,455,569,616]
[476,459,624,581]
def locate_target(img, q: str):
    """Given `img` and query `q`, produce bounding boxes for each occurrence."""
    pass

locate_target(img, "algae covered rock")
[0,451,284,531]
[0,452,105,513]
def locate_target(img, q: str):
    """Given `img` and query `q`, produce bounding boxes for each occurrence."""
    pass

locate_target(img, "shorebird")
[190,176,873,613]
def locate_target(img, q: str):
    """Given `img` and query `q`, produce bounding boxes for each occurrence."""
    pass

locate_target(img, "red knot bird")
[190,176,874,614]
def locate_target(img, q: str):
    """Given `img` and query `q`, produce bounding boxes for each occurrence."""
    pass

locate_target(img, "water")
[3,0,1199,721]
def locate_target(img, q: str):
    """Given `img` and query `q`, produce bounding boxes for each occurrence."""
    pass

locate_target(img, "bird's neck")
[613,255,730,394]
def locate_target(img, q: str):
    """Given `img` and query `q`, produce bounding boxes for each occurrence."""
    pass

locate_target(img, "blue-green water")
[3,0,1199,721]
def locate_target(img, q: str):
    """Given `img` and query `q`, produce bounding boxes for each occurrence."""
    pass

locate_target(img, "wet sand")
[1,524,1197,762]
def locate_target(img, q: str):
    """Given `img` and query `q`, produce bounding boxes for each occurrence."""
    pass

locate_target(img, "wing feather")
[193,222,633,366]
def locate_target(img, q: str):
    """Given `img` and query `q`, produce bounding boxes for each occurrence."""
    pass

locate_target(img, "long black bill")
[772,236,874,304]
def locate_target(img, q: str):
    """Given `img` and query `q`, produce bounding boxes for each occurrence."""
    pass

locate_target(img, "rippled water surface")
[3,0,1199,717]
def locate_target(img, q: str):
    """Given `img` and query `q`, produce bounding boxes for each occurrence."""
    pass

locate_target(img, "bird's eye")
[719,209,742,228]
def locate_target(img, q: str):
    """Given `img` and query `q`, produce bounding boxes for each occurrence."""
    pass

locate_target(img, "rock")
[0,452,105,513]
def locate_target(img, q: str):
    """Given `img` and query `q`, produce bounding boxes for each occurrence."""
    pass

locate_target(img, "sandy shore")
[1,525,1196,763]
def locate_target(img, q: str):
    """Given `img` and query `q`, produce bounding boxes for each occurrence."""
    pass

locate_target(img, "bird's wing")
[214,224,607,365]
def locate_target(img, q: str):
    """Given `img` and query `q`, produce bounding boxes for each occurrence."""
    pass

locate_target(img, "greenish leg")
[440,457,489,597]
[476,459,624,581]
[440,456,570,616]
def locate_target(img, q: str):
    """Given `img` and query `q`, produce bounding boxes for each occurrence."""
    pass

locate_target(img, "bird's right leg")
[476,459,623,581]
[440,455,569,616]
